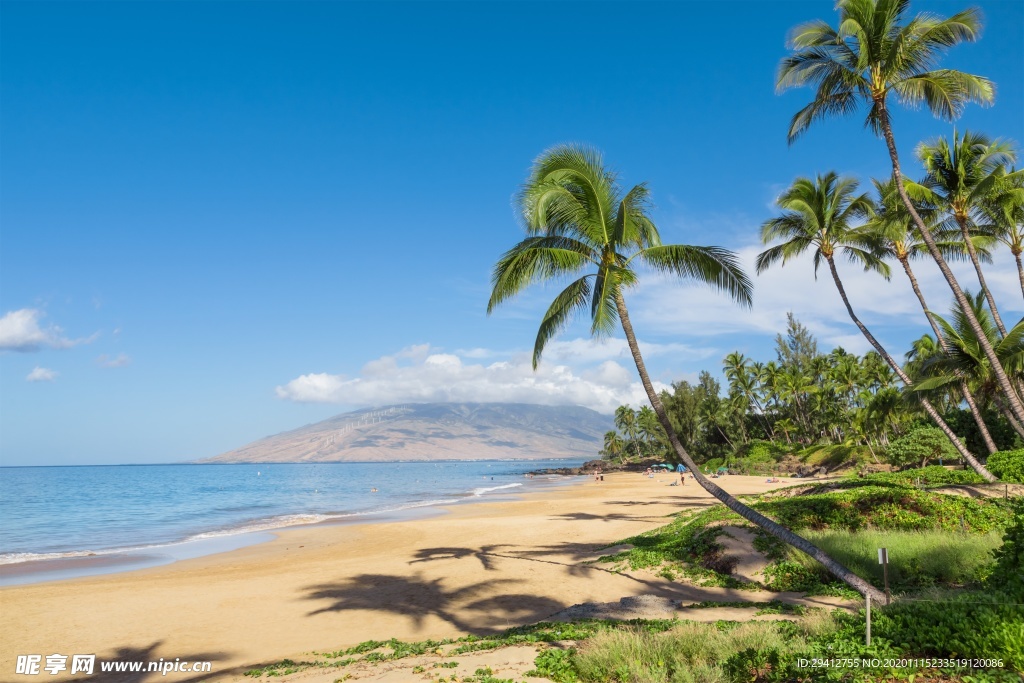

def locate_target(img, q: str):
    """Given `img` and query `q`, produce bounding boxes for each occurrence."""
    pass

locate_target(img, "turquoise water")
[0,460,581,570]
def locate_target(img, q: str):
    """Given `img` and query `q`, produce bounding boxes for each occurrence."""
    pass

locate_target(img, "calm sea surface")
[0,460,582,570]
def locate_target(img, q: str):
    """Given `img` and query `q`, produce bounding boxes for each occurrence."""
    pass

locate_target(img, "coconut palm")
[614,405,642,460]
[866,178,1000,453]
[777,0,1024,427]
[756,172,995,481]
[915,130,1016,335]
[489,144,885,600]
[914,292,1024,440]
[637,405,663,456]
[979,170,1024,299]
[723,352,772,438]
[602,430,625,464]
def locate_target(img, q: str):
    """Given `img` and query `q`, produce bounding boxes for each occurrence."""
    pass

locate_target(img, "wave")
[469,482,523,496]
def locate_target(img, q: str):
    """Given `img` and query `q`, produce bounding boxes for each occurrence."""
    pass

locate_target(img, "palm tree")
[637,405,663,456]
[915,292,1024,441]
[866,178,1000,453]
[602,430,625,464]
[915,130,1016,335]
[777,0,1024,427]
[614,405,642,460]
[489,144,885,600]
[756,172,995,481]
[723,352,773,438]
[979,170,1024,299]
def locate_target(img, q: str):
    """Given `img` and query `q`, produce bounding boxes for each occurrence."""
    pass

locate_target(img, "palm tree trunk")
[899,257,999,455]
[876,98,1024,428]
[613,291,887,601]
[955,215,1007,336]
[1016,252,1024,300]
[826,256,997,482]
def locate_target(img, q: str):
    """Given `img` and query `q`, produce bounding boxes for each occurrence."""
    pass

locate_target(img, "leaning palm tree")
[915,130,1016,335]
[756,172,995,481]
[866,178,1000,453]
[489,144,886,600]
[777,0,1024,427]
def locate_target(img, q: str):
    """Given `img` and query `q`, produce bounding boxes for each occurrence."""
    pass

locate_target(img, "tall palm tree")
[866,178,1000,453]
[489,144,886,600]
[756,172,995,481]
[915,130,1016,335]
[777,0,1024,427]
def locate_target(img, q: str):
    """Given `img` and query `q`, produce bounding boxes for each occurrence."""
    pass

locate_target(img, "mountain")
[200,402,613,463]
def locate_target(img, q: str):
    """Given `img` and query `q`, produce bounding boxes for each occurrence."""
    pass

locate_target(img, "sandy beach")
[0,473,823,681]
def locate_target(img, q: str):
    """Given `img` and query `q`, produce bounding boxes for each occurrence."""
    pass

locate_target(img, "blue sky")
[2,1,1022,466]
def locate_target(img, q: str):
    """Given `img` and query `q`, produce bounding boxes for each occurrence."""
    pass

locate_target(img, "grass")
[791,529,1002,590]
[598,479,1013,594]
[529,599,1023,682]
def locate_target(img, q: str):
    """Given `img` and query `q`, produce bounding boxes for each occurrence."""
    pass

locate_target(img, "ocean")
[0,460,584,584]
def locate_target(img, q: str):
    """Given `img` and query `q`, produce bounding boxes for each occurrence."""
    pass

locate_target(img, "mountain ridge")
[200,402,612,463]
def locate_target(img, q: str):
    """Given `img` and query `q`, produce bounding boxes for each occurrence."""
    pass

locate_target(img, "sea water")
[0,460,583,583]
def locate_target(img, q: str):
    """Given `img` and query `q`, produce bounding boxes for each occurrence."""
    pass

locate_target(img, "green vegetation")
[529,608,1022,682]
[988,499,1024,600]
[792,529,1001,590]
[857,465,984,486]
[884,426,958,469]
[988,449,1024,484]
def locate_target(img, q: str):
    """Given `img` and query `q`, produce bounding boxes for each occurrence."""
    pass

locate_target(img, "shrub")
[988,498,1024,600]
[861,465,984,486]
[885,426,958,469]
[987,449,1024,484]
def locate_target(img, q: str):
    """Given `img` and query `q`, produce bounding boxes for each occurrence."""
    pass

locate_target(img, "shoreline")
[0,472,797,681]
[0,473,579,587]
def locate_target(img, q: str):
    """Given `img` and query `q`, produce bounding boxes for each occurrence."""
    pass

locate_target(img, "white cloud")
[275,341,670,413]
[96,353,131,368]
[0,309,97,352]
[629,242,1023,353]
[26,366,58,382]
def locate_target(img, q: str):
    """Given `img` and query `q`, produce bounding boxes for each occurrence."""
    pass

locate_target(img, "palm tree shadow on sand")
[302,572,564,635]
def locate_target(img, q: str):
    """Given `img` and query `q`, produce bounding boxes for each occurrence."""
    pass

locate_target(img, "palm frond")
[638,245,753,308]
[487,236,595,312]
[532,276,594,369]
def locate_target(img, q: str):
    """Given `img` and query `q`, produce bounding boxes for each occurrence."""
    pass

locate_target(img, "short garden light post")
[878,548,890,605]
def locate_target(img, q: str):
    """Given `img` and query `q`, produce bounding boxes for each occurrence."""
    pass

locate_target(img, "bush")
[861,465,984,486]
[987,449,1024,484]
[988,498,1024,600]
[885,426,958,469]
[756,484,1012,533]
